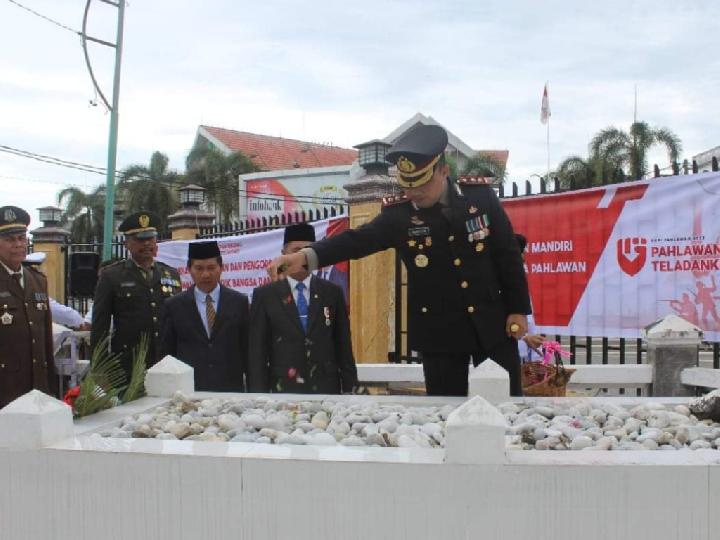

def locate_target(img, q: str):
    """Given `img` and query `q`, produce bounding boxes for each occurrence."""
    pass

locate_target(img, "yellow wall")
[348,201,395,363]
[32,243,64,302]
[171,228,198,241]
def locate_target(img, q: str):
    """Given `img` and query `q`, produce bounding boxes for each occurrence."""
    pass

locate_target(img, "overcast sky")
[1,0,718,224]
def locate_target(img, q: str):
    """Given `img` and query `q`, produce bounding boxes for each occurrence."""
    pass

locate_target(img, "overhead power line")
[0,173,99,188]
[6,0,81,35]
[1,144,348,204]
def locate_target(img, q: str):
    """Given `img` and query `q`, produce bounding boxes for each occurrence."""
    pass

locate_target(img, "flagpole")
[546,81,550,183]
[546,114,550,183]
[541,81,551,183]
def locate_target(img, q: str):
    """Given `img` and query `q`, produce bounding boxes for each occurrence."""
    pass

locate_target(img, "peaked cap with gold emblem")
[385,124,448,188]
[118,211,159,238]
[0,206,30,236]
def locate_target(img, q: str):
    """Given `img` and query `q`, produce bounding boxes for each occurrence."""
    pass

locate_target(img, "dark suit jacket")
[248,276,357,394]
[0,265,57,407]
[311,177,531,355]
[160,285,249,392]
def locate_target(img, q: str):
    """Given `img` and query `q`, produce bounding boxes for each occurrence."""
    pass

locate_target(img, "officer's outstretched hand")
[506,314,528,339]
[267,251,308,281]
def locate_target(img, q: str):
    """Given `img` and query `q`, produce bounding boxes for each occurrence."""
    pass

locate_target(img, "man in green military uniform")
[267,125,531,396]
[0,206,58,407]
[91,211,182,378]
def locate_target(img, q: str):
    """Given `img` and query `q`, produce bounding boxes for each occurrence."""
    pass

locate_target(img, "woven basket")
[521,355,575,397]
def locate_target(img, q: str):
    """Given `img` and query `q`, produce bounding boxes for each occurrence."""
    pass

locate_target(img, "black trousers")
[421,337,523,397]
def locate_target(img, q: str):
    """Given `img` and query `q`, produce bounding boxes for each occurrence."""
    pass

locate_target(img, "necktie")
[11,272,22,289]
[295,282,308,332]
[205,294,216,335]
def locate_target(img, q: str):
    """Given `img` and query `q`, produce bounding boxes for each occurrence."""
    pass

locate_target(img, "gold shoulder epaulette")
[382,193,409,207]
[457,176,492,185]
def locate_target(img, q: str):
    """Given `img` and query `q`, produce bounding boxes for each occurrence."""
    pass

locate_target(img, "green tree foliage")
[461,152,507,183]
[57,185,106,243]
[555,122,681,188]
[118,151,180,235]
[185,145,259,224]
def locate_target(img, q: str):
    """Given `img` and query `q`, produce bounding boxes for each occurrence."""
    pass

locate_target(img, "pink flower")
[288,367,297,379]
[542,340,572,365]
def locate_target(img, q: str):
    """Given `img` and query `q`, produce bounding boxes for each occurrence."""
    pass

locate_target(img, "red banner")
[503,173,720,340]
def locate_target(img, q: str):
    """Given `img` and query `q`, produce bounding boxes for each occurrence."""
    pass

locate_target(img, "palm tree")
[117,152,180,236]
[590,122,681,181]
[57,185,106,243]
[555,122,681,187]
[461,152,507,184]
[185,146,258,224]
[554,155,626,189]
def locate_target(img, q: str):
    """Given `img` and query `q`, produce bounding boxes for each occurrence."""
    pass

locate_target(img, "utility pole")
[81,0,126,260]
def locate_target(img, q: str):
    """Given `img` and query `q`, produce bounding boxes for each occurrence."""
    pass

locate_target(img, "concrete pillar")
[145,355,194,397]
[644,314,702,397]
[0,390,73,449]
[468,359,510,403]
[445,395,508,464]
[30,219,70,303]
[167,207,216,241]
[344,174,399,363]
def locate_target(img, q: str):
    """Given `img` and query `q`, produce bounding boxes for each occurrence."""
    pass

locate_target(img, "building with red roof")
[192,116,508,221]
[193,126,357,171]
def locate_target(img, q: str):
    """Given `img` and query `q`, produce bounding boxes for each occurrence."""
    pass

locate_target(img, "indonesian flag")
[541,83,551,124]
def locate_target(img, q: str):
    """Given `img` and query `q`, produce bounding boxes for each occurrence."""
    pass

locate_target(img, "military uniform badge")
[415,254,429,268]
[1,306,13,325]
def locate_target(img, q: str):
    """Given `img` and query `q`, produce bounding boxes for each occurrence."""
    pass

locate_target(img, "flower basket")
[521,342,575,397]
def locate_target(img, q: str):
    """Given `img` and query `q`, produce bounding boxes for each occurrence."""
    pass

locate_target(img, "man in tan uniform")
[0,206,57,408]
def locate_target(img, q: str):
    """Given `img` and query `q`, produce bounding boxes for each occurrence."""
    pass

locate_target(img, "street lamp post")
[81,0,126,261]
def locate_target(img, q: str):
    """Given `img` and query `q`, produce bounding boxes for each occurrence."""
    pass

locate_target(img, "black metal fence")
[198,205,345,239]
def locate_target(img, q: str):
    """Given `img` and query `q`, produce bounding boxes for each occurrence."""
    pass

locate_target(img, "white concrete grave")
[3,390,720,539]
[445,395,507,464]
[682,367,720,389]
[144,355,194,397]
[468,359,510,403]
[0,389,73,449]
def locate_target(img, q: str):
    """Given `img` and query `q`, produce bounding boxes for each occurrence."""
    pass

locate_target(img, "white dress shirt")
[1,261,24,288]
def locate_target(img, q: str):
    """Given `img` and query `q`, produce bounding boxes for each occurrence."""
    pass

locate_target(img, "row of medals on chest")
[1,296,48,325]
[407,210,490,268]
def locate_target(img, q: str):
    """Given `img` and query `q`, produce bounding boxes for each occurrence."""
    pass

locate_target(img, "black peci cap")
[188,241,221,261]
[283,223,315,244]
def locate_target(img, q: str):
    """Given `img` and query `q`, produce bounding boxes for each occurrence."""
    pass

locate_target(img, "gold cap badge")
[397,156,416,174]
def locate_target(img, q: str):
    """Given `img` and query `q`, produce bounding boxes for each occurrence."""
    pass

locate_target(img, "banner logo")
[617,237,648,276]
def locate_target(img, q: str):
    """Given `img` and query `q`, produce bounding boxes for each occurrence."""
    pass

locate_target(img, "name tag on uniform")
[120,281,137,288]
[0,292,10,298]
[408,226,430,237]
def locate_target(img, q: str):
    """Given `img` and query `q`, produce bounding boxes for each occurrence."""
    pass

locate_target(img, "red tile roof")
[200,126,358,171]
